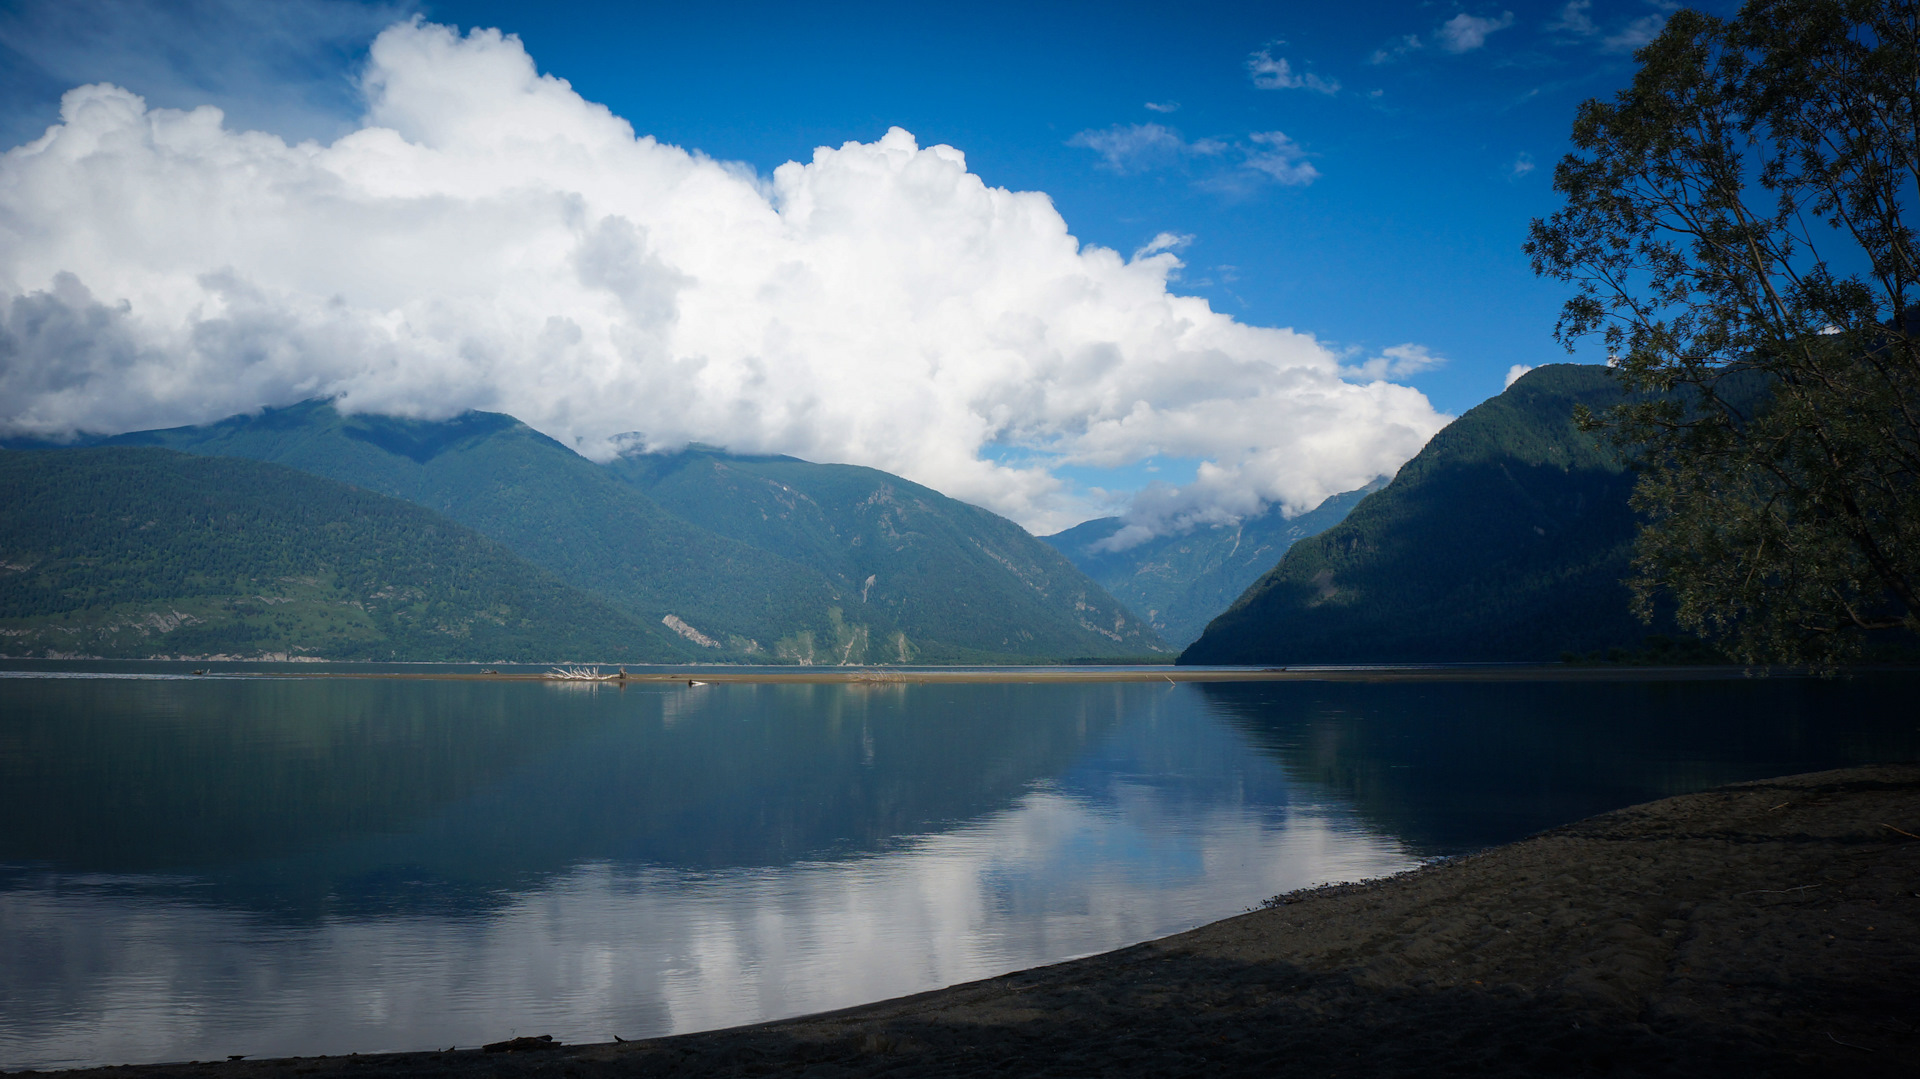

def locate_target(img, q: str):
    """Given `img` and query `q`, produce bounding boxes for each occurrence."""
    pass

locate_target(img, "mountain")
[0,446,688,661]
[95,402,1159,662]
[607,446,1167,662]
[1181,364,1659,665]
[1043,481,1381,648]
[100,402,842,658]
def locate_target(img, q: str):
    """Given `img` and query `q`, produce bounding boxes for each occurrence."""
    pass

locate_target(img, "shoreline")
[19,763,1917,1077]
[217,664,1808,684]
[1,662,1883,684]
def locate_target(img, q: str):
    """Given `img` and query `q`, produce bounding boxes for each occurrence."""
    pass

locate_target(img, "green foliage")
[1181,365,1678,664]
[0,447,690,661]
[1526,0,1919,666]
[105,402,841,658]
[1044,482,1378,648]
[1560,634,1727,666]
[609,447,1166,661]
[82,403,1164,663]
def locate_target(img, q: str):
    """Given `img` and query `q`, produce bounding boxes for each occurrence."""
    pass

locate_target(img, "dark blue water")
[1,670,1913,1069]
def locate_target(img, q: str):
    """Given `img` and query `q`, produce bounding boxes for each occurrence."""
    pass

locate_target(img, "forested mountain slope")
[1044,482,1380,648]
[102,402,839,658]
[0,447,687,661]
[608,447,1166,662]
[1181,364,1658,664]
[94,403,1159,662]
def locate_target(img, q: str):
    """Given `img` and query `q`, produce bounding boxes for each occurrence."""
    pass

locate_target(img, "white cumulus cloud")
[0,20,1448,535]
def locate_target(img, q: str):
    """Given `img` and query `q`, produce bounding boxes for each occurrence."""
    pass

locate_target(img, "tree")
[1525,0,1919,666]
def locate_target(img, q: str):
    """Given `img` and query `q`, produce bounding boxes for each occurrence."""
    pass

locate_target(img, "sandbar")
[195,663,1845,684]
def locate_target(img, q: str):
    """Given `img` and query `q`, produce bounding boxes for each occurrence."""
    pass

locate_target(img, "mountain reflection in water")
[1,673,1914,1070]
[1199,676,1920,853]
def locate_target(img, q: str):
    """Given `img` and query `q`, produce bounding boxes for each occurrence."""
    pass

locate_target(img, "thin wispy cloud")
[1246,47,1340,94]
[1544,2,1668,54]
[1343,344,1446,382]
[1074,124,1322,193]
[1602,14,1666,53]
[1436,11,1516,53]
[1144,101,1179,113]
[1131,232,1194,262]
[1375,11,1514,64]
[1067,122,1224,173]
[1547,0,1598,37]
[0,0,410,146]
[1510,151,1536,178]
[1369,34,1425,65]
[1240,131,1320,186]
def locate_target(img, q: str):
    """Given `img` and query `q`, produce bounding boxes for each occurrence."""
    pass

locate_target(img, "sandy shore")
[28,763,1917,1077]
[199,663,1820,684]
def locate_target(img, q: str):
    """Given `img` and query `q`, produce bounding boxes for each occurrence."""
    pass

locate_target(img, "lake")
[2,667,1915,1070]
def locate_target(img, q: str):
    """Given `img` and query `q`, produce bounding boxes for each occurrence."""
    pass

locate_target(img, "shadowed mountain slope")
[607,447,1166,662]
[92,403,1159,662]
[1182,364,1657,665]
[1044,482,1380,648]
[0,446,685,661]
[101,402,839,657]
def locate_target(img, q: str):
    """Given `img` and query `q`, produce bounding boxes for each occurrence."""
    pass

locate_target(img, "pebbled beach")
[25,763,1919,1078]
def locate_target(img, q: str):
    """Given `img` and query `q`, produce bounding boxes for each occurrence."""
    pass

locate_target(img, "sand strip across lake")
[188,664,1863,685]
[30,763,1918,1078]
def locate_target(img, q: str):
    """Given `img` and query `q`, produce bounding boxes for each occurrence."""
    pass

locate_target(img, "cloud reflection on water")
[8,673,1919,1071]
[13,671,1920,1070]
[0,772,1408,1069]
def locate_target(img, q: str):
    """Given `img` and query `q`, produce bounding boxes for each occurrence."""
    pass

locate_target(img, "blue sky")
[439,0,1667,414]
[0,0,1710,411]
[0,0,1724,530]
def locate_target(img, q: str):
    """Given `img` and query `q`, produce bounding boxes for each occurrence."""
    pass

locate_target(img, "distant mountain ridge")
[1181,364,1658,664]
[100,401,838,658]
[1044,481,1380,648]
[0,446,686,661]
[610,446,1165,661]
[80,402,1160,663]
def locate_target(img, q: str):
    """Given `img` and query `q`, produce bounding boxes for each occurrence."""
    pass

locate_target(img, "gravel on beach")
[28,763,1920,1078]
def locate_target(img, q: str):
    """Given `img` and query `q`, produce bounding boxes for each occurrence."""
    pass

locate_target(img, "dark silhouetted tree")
[1527,0,1918,665]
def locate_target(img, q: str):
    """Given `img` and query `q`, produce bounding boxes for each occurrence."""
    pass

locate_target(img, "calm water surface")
[1,670,1915,1069]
